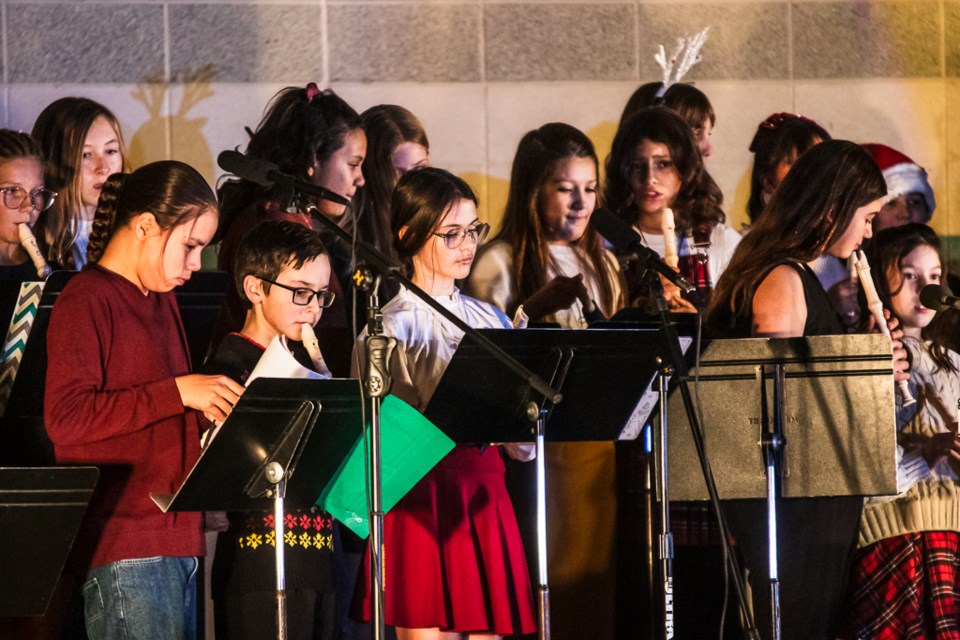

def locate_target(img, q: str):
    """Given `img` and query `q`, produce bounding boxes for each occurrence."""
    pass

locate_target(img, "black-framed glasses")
[260,278,336,308]
[431,223,490,249]
[0,186,57,212]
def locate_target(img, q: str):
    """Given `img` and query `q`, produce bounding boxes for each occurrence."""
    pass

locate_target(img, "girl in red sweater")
[45,161,244,640]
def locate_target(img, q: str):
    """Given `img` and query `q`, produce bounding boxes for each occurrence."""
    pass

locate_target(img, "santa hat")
[862,143,935,221]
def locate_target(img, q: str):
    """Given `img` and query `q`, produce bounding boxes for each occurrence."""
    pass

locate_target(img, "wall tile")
[943,80,960,265]
[328,4,482,82]
[169,5,322,83]
[946,3,960,77]
[636,4,789,81]
[484,4,636,81]
[793,2,940,79]
[8,4,164,83]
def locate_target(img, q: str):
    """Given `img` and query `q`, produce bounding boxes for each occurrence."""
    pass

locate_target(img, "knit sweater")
[45,265,205,570]
[858,339,960,548]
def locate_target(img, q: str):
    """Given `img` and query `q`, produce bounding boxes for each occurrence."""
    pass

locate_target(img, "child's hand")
[175,374,245,423]
[523,274,588,320]
[921,431,960,467]
[883,309,911,383]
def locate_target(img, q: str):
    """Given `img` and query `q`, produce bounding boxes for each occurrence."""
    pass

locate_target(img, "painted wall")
[4,0,959,267]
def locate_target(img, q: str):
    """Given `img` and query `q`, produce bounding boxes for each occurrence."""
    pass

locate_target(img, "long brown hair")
[86,161,217,266]
[31,97,126,268]
[605,106,724,238]
[489,122,622,316]
[354,105,429,262]
[707,140,886,332]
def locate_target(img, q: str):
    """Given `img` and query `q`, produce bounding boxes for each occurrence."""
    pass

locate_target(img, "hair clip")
[305,82,321,103]
[654,27,710,98]
[758,112,816,131]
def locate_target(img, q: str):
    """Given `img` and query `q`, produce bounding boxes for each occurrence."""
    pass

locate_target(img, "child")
[44,161,244,639]
[355,104,430,265]
[843,223,960,638]
[862,143,936,231]
[707,140,908,639]
[605,106,739,309]
[465,122,622,639]
[746,112,830,224]
[31,97,125,269]
[619,82,716,159]
[353,167,536,639]
[202,219,338,640]
[0,129,56,282]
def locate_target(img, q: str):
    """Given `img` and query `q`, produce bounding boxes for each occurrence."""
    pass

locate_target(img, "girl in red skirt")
[353,167,537,639]
[843,223,960,639]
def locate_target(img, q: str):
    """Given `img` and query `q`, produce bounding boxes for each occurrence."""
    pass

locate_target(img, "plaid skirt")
[843,531,960,640]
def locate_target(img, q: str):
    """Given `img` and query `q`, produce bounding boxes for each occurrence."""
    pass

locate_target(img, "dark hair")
[392,167,477,278]
[354,105,429,262]
[232,219,329,310]
[605,106,724,237]
[218,85,362,236]
[747,113,831,222]
[708,140,886,331]
[490,122,622,316]
[31,97,126,268]
[619,82,716,131]
[86,160,217,266]
[862,223,957,373]
[0,129,44,163]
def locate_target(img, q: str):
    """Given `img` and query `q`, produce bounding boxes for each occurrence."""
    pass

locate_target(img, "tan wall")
[6,0,960,265]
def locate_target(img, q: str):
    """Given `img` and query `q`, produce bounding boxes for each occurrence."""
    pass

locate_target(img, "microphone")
[589,207,695,294]
[920,284,960,311]
[217,150,350,206]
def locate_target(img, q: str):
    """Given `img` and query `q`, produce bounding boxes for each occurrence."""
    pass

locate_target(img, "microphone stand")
[299,200,561,640]
[640,264,760,640]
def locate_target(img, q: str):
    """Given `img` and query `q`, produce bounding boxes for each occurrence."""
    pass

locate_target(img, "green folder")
[318,394,454,539]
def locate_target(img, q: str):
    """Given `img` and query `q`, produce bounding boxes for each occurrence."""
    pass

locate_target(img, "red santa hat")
[862,143,935,221]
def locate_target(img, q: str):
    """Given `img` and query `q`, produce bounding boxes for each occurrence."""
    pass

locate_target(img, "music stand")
[0,466,98,616]
[666,334,897,639]
[174,270,229,368]
[425,328,661,640]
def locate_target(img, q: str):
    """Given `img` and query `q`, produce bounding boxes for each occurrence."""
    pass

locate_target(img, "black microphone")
[920,284,960,311]
[217,150,350,206]
[589,207,695,294]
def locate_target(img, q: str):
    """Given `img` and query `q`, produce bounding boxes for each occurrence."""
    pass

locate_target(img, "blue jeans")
[82,556,198,640]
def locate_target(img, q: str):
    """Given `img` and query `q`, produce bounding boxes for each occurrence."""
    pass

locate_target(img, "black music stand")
[175,270,229,367]
[0,466,98,616]
[666,334,898,639]
[425,328,660,640]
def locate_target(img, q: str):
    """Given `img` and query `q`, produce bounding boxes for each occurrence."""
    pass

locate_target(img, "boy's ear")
[397,225,408,240]
[243,274,264,305]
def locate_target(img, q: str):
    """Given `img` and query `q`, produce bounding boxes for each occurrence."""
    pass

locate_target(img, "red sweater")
[45,265,204,570]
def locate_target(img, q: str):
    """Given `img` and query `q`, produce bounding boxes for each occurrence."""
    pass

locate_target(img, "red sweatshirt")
[45,265,204,570]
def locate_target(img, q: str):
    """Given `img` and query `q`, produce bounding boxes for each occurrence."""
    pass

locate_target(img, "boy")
[202,219,337,640]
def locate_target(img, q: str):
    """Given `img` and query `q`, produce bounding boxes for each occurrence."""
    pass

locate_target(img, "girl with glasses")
[31,97,126,269]
[352,167,536,639]
[0,129,56,282]
[45,161,244,639]
[465,122,623,639]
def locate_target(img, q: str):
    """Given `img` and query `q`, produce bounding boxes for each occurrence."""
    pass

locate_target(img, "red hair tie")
[306,82,321,102]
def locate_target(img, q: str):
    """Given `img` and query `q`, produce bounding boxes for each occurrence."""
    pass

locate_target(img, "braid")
[85,173,126,266]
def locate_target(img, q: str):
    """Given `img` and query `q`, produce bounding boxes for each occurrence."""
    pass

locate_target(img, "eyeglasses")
[259,278,336,308]
[431,223,490,249]
[0,186,57,212]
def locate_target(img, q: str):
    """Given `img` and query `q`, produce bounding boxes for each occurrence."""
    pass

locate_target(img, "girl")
[353,167,536,639]
[465,122,623,639]
[355,104,430,264]
[218,83,365,333]
[843,223,960,639]
[619,82,716,159]
[746,112,830,224]
[44,161,245,639]
[707,140,906,639]
[605,106,739,308]
[0,129,56,281]
[31,97,126,269]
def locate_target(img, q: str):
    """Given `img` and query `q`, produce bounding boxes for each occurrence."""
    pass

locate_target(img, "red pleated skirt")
[353,445,537,634]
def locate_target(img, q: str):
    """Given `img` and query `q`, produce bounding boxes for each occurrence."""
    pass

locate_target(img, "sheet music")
[621,335,693,440]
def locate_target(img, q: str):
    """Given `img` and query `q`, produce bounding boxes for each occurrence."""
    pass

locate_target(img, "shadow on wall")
[126,66,216,184]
